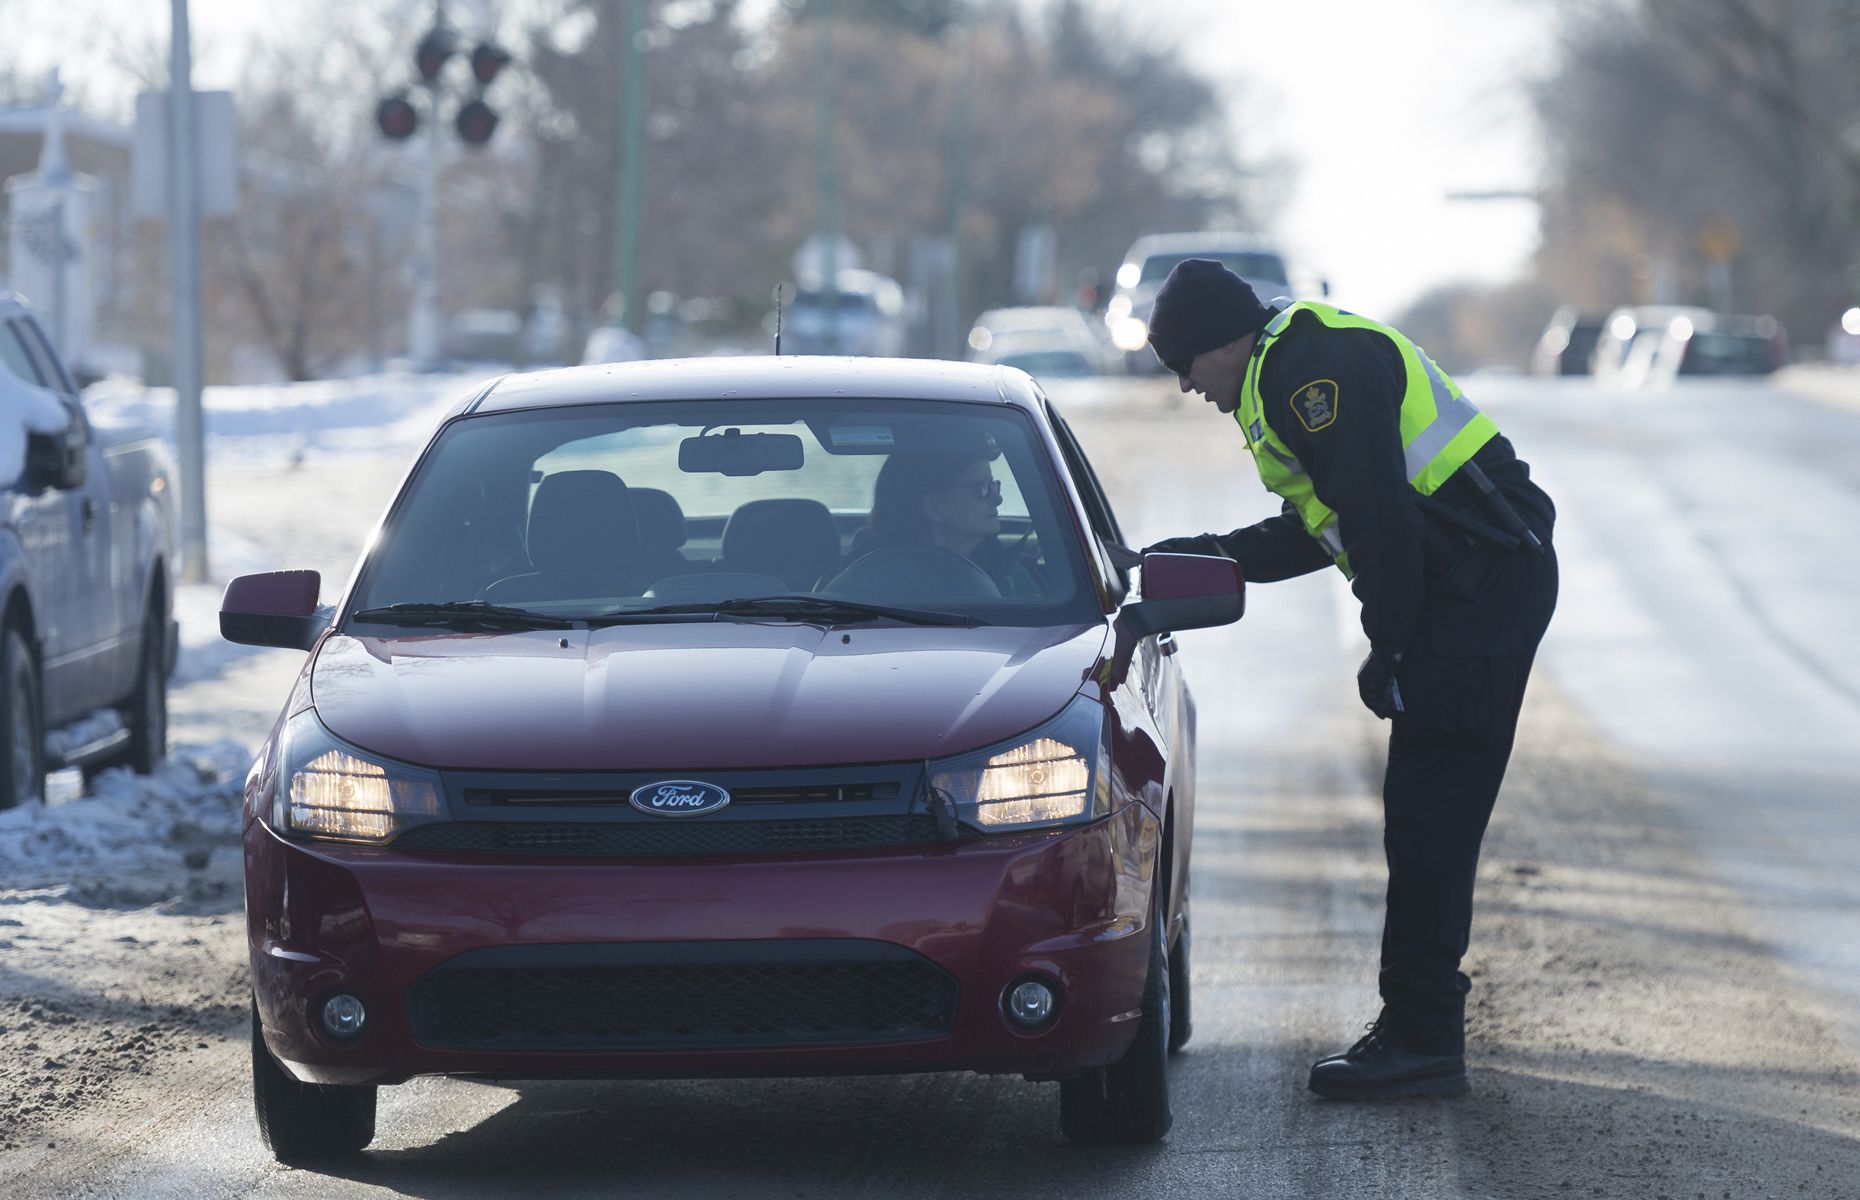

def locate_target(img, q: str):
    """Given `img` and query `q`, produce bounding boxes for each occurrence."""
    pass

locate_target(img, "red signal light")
[375,94,419,141]
[415,29,456,81]
[470,43,512,85]
[455,99,499,147]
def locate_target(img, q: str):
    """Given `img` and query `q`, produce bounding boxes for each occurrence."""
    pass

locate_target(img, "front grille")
[465,781,901,807]
[394,816,938,857]
[408,941,959,1051]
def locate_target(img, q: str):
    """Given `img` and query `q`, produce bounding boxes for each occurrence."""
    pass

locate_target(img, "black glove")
[1356,649,1404,720]
[1142,534,1228,559]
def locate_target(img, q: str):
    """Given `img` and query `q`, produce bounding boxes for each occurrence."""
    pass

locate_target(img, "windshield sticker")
[830,425,895,448]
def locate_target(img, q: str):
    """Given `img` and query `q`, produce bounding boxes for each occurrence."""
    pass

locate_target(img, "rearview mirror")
[1121,553,1245,637]
[220,570,328,651]
[679,429,804,476]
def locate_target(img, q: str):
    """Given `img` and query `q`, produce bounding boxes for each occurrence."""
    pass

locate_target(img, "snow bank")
[0,361,76,487]
[0,740,251,898]
[83,368,497,462]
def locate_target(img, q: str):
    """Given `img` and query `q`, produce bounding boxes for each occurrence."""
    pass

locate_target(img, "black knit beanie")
[1146,259,1273,374]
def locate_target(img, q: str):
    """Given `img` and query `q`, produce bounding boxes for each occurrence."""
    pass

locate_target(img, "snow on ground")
[83,365,496,463]
[0,368,495,900]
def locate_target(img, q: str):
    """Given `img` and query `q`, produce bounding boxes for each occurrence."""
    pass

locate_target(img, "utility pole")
[168,0,208,582]
[615,0,645,333]
[407,0,448,367]
[815,0,839,347]
[941,30,974,360]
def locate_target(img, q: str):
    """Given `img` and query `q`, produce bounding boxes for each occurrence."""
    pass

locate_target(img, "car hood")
[311,621,1109,771]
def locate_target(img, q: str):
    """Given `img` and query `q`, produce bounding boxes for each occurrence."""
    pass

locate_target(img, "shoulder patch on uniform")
[1289,379,1339,432]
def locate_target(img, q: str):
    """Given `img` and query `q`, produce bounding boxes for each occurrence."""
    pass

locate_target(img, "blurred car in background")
[967,306,1115,378]
[1530,307,1609,376]
[1105,233,1295,372]
[782,268,907,357]
[1826,307,1860,365]
[1591,305,1712,387]
[581,323,648,365]
[1643,312,1788,383]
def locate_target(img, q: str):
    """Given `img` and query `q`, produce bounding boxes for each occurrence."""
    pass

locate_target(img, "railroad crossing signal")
[376,25,512,149]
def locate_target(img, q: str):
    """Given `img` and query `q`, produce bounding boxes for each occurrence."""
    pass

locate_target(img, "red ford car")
[221,358,1243,1161]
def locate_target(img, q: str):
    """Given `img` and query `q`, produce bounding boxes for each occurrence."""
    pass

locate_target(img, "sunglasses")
[943,478,1003,502]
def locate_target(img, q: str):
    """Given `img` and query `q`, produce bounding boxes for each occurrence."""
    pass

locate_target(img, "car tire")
[0,628,44,812]
[1167,906,1192,1055]
[124,606,167,774]
[1058,903,1173,1145]
[251,1003,376,1162]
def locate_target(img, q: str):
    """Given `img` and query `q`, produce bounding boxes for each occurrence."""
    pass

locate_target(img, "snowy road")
[3,370,1859,1196]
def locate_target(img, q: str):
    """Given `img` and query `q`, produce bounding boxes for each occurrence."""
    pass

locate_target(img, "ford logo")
[628,780,731,818]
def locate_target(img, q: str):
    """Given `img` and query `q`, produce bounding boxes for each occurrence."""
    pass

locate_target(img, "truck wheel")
[125,607,167,774]
[0,628,44,811]
[251,1003,376,1162]
[1058,903,1174,1145]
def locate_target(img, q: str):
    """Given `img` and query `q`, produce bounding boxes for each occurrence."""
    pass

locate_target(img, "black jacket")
[1161,310,1554,655]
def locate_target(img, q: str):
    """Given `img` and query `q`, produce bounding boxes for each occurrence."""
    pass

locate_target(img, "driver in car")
[862,449,1042,598]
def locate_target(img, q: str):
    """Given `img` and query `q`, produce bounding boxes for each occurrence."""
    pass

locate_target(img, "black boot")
[1307,1018,1468,1100]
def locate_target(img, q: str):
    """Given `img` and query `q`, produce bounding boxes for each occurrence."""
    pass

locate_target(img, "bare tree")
[1534,0,1860,342]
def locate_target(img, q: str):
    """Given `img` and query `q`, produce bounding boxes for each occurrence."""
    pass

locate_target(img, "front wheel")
[1168,906,1192,1054]
[251,1003,376,1162]
[1058,906,1173,1145]
[0,628,44,811]
[124,607,167,773]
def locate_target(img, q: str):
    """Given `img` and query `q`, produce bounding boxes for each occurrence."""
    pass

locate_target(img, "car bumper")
[245,802,1161,1087]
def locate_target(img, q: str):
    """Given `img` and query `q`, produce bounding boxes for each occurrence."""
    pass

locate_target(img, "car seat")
[631,487,692,584]
[483,469,644,603]
[719,498,843,592]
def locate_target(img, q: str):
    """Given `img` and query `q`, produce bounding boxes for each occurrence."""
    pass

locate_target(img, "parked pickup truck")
[0,293,175,808]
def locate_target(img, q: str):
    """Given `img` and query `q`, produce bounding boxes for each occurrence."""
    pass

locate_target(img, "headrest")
[631,487,687,549]
[721,498,842,585]
[527,470,640,576]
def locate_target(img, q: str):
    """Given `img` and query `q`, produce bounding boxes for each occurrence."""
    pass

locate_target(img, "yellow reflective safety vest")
[1236,302,1499,579]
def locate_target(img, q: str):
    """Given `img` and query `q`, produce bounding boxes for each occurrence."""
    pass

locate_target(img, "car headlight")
[928,694,1111,833]
[270,709,445,843]
[1110,316,1149,353]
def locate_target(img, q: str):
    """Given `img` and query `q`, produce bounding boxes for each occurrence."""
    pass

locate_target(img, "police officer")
[1141,260,1558,1100]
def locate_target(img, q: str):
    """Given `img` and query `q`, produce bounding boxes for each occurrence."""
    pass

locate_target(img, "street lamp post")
[168,0,208,583]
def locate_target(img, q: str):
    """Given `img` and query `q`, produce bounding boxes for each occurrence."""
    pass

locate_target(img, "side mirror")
[23,408,87,491]
[220,570,328,651]
[1122,553,1245,637]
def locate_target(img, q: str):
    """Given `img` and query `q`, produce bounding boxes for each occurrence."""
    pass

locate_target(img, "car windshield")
[345,397,1099,628]
[1138,251,1288,286]
[793,291,879,314]
[1677,332,1773,376]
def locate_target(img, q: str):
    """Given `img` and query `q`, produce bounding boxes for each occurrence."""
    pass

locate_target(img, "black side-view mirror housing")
[220,570,329,651]
[1121,552,1245,637]
[23,407,87,492]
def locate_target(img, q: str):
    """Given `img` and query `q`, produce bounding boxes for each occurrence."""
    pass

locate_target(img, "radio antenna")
[774,284,784,356]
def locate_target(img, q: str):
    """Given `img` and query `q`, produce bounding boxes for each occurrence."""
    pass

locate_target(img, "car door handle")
[81,497,97,532]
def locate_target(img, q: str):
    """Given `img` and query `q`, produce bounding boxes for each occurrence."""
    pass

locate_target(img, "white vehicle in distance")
[782,268,907,357]
[966,305,1116,377]
[1106,232,1301,371]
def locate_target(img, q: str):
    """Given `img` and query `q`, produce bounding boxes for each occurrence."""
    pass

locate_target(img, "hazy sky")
[14,0,1557,320]
[1166,0,1555,319]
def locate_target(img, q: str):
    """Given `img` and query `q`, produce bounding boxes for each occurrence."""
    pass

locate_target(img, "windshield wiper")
[348,600,576,631]
[591,595,982,628]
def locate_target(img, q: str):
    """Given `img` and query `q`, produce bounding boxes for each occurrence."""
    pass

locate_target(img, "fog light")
[319,992,367,1040]
[1004,978,1057,1029]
